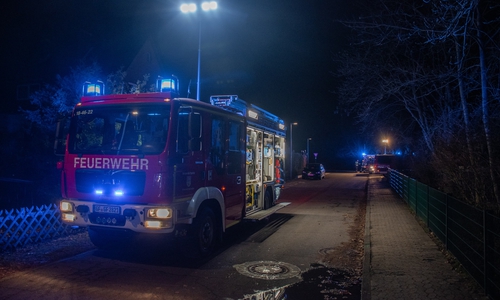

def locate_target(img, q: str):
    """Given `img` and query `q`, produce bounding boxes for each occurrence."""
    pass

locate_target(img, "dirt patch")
[321,194,366,276]
[278,190,368,300]
[0,232,95,280]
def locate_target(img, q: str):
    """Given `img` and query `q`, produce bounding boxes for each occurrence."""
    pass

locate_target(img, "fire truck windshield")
[68,104,170,155]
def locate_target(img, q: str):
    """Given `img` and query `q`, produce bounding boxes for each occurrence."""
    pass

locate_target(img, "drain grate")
[233,261,301,280]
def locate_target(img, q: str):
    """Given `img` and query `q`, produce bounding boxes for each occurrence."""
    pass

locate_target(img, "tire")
[191,207,217,258]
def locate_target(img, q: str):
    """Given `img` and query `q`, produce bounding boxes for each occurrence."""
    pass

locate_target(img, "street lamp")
[289,122,298,179]
[382,139,389,154]
[180,1,218,100]
[306,138,312,164]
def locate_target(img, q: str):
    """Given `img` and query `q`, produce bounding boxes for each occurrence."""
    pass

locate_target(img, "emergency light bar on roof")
[81,76,180,102]
[156,77,179,94]
[210,95,286,136]
[83,81,104,96]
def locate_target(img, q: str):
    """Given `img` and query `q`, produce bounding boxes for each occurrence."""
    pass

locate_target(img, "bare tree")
[335,0,500,209]
[336,0,457,154]
[422,0,500,207]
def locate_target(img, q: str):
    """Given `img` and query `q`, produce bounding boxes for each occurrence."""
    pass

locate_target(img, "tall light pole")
[289,122,298,179]
[180,1,218,100]
[306,138,312,164]
[382,139,389,154]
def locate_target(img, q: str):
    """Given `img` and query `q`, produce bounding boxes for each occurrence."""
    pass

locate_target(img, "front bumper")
[59,199,177,234]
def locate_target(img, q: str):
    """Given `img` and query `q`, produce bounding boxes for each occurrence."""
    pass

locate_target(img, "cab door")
[173,107,204,201]
[224,119,246,224]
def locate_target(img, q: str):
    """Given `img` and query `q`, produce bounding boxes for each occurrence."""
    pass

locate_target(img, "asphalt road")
[0,173,367,300]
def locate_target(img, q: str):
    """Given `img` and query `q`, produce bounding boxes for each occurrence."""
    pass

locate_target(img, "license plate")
[94,205,121,214]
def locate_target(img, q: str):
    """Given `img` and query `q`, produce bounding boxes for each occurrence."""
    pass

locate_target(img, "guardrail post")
[426,185,429,228]
[415,179,418,216]
[483,209,487,295]
[445,194,448,250]
[407,175,410,203]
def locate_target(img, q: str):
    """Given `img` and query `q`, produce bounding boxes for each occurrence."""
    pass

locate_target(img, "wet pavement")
[238,264,361,300]
[363,175,488,300]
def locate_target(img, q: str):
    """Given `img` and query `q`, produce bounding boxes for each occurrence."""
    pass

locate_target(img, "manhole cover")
[233,261,301,280]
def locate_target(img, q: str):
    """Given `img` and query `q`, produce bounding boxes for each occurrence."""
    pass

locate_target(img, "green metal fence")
[388,170,500,299]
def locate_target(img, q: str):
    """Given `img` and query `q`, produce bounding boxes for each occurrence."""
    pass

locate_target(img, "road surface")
[0,172,368,300]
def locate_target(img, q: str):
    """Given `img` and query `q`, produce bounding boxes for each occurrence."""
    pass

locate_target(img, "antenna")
[187,79,192,98]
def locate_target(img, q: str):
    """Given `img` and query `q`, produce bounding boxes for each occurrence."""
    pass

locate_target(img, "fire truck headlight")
[147,208,172,219]
[144,220,162,228]
[144,220,173,229]
[60,201,73,212]
[62,213,76,222]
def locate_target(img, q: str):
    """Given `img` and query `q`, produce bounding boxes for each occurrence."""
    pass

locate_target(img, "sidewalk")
[362,176,488,300]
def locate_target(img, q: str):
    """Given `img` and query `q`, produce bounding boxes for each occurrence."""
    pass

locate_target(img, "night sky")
[2,0,357,168]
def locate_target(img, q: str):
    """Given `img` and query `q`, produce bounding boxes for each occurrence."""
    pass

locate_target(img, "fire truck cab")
[58,80,288,256]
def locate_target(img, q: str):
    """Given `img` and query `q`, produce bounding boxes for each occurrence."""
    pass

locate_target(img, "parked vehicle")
[362,154,394,173]
[302,163,325,180]
[56,79,290,256]
[374,154,395,173]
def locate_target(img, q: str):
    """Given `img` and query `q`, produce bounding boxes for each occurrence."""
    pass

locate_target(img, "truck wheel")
[192,207,217,257]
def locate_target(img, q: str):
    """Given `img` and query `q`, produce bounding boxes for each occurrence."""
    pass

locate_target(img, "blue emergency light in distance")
[83,81,104,96]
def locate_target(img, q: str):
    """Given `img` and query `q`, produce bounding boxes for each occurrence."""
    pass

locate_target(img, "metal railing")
[388,169,500,299]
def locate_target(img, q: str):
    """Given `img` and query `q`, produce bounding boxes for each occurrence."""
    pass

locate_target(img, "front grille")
[75,169,146,196]
[89,213,126,226]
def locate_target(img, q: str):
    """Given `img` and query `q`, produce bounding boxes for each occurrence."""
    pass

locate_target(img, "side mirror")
[54,117,69,156]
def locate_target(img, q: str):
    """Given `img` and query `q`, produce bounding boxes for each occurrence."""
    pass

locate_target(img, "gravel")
[0,231,95,280]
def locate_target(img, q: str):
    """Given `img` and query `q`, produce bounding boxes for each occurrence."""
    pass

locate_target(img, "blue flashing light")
[161,79,174,91]
[83,81,104,96]
[114,190,124,196]
[88,84,100,94]
[95,190,103,195]
[157,77,178,93]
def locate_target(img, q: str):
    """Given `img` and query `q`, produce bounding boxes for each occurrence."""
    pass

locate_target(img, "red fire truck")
[57,79,289,256]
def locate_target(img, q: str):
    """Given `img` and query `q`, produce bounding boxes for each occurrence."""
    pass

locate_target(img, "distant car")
[374,154,395,173]
[302,163,325,180]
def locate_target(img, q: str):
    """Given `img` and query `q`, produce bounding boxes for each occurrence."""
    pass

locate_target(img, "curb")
[361,177,371,300]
